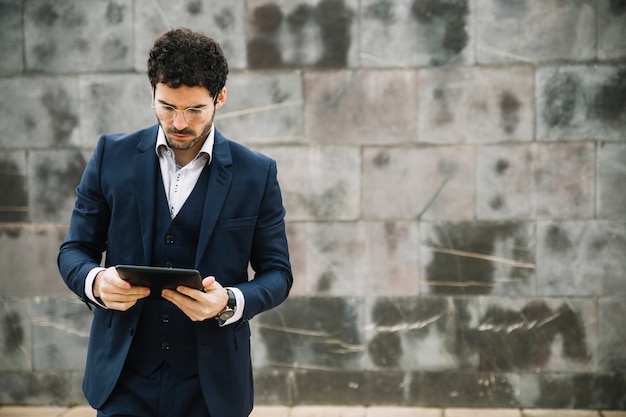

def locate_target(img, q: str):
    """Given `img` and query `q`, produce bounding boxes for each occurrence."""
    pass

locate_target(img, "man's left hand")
[161,276,228,321]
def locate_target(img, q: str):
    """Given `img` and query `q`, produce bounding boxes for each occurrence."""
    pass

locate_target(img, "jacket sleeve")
[58,135,111,303]
[238,159,293,319]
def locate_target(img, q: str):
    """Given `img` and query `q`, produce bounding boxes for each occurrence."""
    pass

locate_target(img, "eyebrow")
[156,99,208,109]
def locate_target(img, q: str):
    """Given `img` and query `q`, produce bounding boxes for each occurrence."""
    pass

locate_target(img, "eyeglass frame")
[151,93,219,123]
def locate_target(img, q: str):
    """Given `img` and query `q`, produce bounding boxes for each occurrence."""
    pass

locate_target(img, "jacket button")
[165,261,174,268]
[165,235,175,244]
[162,314,170,323]
[161,342,170,350]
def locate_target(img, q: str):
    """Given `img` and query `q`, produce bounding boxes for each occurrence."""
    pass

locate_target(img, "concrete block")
[598,298,626,371]
[24,0,133,72]
[476,297,595,373]
[0,151,28,222]
[0,407,67,417]
[363,146,476,221]
[253,297,365,370]
[216,71,303,144]
[597,0,626,60]
[597,143,626,220]
[290,406,367,417]
[246,0,359,69]
[522,410,598,417]
[0,298,33,371]
[420,221,535,296]
[408,372,519,408]
[477,143,595,220]
[476,0,595,64]
[134,0,247,70]
[0,224,70,297]
[293,371,369,405]
[0,77,81,149]
[360,0,473,67]
[285,221,418,297]
[367,407,442,417]
[418,66,534,144]
[63,407,96,417]
[0,370,85,406]
[78,74,154,147]
[365,297,479,371]
[27,150,86,223]
[31,298,91,371]
[536,221,626,296]
[259,145,360,221]
[446,409,520,417]
[304,70,419,144]
[537,65,626,142]
[0,0,24,73]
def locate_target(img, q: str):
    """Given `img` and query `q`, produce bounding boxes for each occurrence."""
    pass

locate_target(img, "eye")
[186,108,204,116]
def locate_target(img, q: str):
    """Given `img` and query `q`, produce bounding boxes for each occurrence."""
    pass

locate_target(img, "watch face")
[219,309,235,321]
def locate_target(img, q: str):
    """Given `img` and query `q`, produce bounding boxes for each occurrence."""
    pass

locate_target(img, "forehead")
[153,83,213,106]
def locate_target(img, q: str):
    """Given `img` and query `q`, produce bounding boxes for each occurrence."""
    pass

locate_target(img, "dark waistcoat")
[126,164,210,378]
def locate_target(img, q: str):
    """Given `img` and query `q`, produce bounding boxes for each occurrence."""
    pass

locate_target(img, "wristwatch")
[216,288,237,323]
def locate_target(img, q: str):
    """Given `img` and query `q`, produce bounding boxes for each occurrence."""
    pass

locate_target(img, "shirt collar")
[155,124,215,164]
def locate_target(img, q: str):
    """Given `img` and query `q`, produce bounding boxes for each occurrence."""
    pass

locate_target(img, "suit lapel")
[194,131,232,266]
[134,126,159,264]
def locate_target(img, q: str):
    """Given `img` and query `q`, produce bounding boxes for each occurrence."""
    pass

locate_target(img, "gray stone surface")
[537,65,626,142]
[362,146,476,221]
[476,0,596,64]
[477,143,595,220]
[597,0,626,60]
[418,66,534,144]
[305,70,419,144]
[24,0,134,72]
[135,0,247,70]
[360,0,474,67]
[597,143,626,219]
[0,0,24,73]
[217,71,303,143]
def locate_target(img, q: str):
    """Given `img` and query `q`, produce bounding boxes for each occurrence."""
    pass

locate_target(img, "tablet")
[116,265,204,298]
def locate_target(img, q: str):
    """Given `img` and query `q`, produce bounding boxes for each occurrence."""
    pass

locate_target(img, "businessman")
[58,28,293,417]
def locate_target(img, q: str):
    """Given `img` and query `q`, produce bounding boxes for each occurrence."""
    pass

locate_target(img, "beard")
[162,113,214,152]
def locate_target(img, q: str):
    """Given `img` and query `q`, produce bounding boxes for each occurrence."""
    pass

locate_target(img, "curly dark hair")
[148,28,229,98]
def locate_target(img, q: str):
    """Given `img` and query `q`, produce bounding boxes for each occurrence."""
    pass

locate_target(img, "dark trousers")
[97,363,210,417]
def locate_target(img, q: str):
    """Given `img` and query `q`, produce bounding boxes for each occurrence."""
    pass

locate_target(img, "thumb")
[202,276,217,290]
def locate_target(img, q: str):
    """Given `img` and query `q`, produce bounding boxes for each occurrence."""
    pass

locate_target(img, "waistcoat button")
[161,342,170,350]
[165,235,175,244]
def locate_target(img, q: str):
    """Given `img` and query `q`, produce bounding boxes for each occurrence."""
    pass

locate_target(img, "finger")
[202,276,216,289]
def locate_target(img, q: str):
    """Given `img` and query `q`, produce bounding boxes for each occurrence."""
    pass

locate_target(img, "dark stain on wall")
[214,7,235,31]
[40,86,79,146]
[495,158,509,175]
[105,2,125,24]
[248,0,353,68]
[258,297,362,368]
[425,222,533,295]
[591,68,626,123]
[372,151,391,168]
[411,0,469,65]
[2,310,24,353]
[34,151,85,218]
[0,158,29,222]
[432,86,454,125]
[186,0,203,15]
[478,300,589,371]
[499,91,521,134]
[542,72,579,128]
[610,0,626,14]
[489,194,504,210]
[544,224,572,253]
[365,0,394,23]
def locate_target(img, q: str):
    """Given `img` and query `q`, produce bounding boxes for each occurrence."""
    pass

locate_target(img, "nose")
[172,110,188,130]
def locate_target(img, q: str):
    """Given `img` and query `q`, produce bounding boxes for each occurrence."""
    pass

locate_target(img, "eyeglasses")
[151,103,212,123]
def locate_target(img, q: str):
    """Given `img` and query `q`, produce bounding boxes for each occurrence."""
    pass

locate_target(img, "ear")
[214,87,227,109]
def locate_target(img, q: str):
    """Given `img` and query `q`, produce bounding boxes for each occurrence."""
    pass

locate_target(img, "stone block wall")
[0,0,625,409]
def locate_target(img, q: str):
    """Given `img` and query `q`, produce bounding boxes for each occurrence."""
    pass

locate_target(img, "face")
[151,83,226,155]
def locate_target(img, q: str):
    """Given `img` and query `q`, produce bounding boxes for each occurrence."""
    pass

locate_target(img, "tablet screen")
[116,265,203,298]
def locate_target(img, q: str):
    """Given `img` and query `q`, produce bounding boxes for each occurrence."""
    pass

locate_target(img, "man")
[58,28,293,417]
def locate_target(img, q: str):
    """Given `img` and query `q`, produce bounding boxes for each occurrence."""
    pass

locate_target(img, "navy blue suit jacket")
[58,125,292,417]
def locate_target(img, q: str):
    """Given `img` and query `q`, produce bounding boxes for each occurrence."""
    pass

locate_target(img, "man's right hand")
[93,266,150,310]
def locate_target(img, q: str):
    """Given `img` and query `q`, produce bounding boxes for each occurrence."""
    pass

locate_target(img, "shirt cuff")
[219,286,245,326]
[85,267,108,308]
